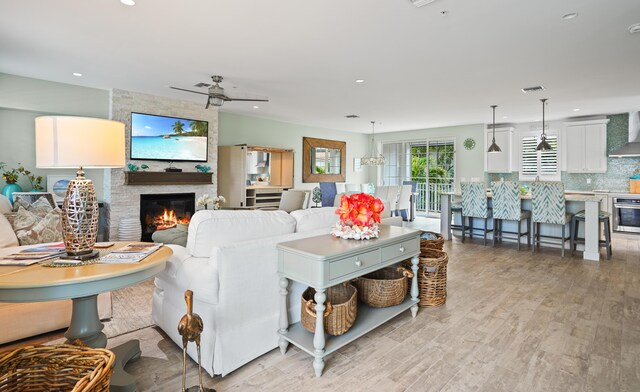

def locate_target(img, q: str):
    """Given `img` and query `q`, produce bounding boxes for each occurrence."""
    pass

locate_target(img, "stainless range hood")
[610,111,640,157]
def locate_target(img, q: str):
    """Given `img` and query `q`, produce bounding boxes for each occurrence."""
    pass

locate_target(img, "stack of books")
[99,243,163,264]
[0,243,66,266]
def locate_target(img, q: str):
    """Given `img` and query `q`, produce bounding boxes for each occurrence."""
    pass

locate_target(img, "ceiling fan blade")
[227,98,270,102]
[170,86,210,96]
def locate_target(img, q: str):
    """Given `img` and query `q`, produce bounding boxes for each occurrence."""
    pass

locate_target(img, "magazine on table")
[99,242,163,264]
[0,242,66,266]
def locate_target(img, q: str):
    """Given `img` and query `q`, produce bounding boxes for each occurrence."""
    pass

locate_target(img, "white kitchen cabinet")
[485,127,514,173]
[564,120,609,173]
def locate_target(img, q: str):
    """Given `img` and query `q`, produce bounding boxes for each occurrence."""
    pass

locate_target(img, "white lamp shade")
[35,116,125,168]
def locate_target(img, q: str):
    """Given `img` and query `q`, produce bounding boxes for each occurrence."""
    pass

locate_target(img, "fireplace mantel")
[124,171,214,186]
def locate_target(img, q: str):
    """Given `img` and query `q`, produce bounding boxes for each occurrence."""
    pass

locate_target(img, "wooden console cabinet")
[218,145,294,209]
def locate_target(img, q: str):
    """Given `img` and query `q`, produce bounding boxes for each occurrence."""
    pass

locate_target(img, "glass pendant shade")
[210,96,225,107]
[361,121,385,166]
[487,104,501,153]
[536,98,553,151]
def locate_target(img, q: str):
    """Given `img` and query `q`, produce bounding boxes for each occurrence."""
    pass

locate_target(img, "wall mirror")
[302,137,346,182]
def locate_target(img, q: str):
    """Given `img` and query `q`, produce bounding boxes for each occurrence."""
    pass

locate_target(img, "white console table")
[276,225,421,377]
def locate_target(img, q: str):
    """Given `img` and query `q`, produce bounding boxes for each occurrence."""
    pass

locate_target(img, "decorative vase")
[330,221,380,240]
[1,183,22,204]
[118,217,142,241]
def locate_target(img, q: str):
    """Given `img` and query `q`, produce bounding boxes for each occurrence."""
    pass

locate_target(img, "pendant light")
[487,105,501,153]
[361,121,385,166]
[536,98,553,151]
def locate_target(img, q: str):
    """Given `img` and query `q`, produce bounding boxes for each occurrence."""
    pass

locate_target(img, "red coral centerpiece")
[331,193,385,240]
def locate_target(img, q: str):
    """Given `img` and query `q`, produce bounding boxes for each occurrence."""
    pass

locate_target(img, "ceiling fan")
[170,75,269,109]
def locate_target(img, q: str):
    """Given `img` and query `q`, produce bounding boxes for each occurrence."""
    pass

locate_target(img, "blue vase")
[1,183,22,204]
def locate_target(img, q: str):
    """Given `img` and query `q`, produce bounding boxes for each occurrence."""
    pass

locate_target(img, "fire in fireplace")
[139,193,196,241]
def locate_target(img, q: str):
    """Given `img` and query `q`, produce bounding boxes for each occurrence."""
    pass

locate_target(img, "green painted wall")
[218,112,372,189]
[372,123,486,186]
[0,73,110,200]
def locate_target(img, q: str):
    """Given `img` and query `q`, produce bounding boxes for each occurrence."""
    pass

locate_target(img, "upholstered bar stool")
[450,196,469,238]
[491,181,531,250]
[461,182,493,246]
[531,182,573,257]
[570,210,612,259]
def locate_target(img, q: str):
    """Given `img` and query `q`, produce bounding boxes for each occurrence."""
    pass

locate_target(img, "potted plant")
[16,165,44,192]
[0,162,23,201]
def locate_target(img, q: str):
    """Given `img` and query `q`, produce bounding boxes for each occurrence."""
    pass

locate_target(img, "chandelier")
[361,121,385,166]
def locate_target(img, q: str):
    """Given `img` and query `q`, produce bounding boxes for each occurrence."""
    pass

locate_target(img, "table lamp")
[35,116,125,260]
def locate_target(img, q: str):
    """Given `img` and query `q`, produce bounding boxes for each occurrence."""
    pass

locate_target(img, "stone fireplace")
[139,193,195,241]
[105,88,218,240]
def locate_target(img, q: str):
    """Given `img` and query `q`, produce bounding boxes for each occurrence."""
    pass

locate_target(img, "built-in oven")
[613,197,640,234]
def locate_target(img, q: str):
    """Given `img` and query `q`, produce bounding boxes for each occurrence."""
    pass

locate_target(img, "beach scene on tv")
[131,113,208,161]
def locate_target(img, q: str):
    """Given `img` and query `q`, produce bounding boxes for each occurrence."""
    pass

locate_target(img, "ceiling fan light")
[210,97,225,107]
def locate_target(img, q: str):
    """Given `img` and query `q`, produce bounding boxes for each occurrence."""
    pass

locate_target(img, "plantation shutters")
[519,132,560,181]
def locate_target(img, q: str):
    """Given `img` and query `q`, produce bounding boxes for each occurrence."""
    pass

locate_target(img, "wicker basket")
[301,284,357,336]
[0,344,115,392]
[353,267,413,308]
[420,231,444,252]
[416,248,448,307]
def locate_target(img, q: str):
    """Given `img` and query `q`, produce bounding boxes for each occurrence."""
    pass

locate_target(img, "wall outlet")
[586,178,591,184]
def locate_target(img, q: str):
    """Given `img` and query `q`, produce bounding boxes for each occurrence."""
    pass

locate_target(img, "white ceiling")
[1,0,639,133]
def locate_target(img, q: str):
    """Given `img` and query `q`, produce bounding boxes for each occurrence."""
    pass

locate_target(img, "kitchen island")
[440,191,607,261]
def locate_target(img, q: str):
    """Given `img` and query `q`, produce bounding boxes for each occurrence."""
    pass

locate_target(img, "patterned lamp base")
[62,170,99,258]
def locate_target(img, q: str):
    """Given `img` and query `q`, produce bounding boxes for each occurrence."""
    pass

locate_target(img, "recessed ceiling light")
[573,108,581,112]
[629,23,640,34]
[561,12,578,20]
[120,0,135,5]
[252,105,259,109]
[72,72,82,77]
[355,79,365,83]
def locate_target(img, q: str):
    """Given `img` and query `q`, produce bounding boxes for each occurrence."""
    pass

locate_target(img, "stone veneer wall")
[485,113,640,192]
[106,89,218,240]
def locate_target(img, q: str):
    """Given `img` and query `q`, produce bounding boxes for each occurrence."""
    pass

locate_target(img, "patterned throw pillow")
[12,197,54,215]
[12,207,63,245]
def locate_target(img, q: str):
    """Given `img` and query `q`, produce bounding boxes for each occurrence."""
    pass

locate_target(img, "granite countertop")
[442,191,606,202]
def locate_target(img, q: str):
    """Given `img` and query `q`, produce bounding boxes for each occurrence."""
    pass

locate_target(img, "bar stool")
[491,181,531,250]
[531,182,573,257]
[570,210,612,259]
[451,197,469,238]
[461,182,493,246]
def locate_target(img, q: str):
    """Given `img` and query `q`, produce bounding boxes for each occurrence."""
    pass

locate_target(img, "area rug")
[103,279,155,338]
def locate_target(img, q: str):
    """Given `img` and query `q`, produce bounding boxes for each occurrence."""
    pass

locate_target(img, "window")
[519,131,559,181]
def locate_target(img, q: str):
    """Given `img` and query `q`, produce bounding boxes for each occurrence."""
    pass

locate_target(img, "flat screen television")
[130,112,209,162]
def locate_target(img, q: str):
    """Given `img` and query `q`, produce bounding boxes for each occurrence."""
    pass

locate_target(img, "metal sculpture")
[178,290,214,392]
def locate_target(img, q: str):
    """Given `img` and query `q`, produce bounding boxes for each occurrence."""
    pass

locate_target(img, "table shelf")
[280,297,418,357]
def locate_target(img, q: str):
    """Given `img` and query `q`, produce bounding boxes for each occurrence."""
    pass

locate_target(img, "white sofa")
[151,207,402,376]
[0,194,111,345]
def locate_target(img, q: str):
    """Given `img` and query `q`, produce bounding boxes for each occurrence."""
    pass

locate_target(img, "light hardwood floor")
[4,231,640,391]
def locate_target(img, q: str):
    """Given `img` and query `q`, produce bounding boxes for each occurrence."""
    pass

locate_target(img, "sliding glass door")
[382,139,455,214]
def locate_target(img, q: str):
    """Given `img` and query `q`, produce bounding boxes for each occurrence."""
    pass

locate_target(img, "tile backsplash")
[484,113,640,192]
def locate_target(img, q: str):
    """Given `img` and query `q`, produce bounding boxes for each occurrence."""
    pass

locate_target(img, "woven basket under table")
[0,344,114,392]
[420,231,444,252]
[353,267,413,308]
[301,284,357,336]
[415,248,449,307]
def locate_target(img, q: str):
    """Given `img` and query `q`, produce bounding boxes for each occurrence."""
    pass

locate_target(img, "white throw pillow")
[0,195,11,214]
[291,207,339,233]
[0,214,19,248]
